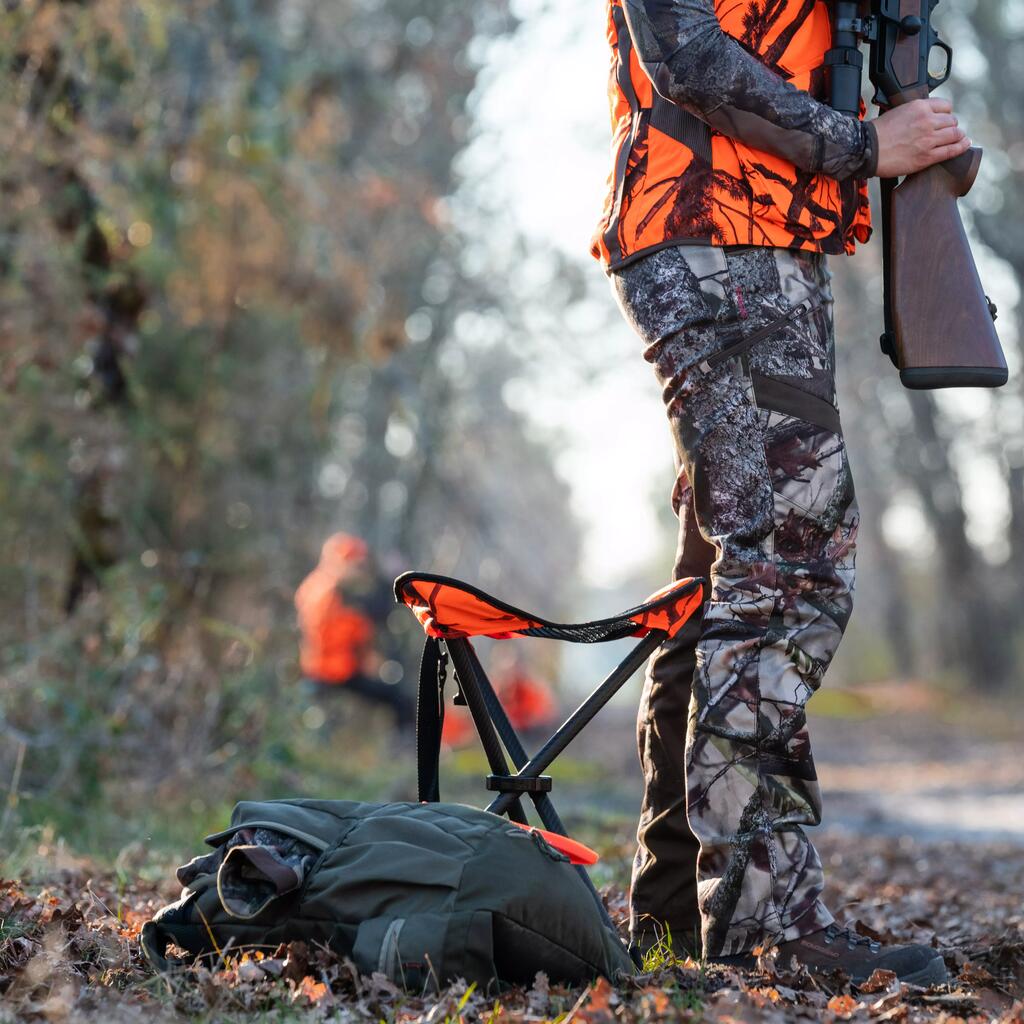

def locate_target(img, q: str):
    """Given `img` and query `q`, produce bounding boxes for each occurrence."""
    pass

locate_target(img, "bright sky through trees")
[463,0,673,586]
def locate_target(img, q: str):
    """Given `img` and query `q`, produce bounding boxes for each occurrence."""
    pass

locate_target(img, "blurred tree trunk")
[957,2,1024,555]
[1007,460,1024,567]
[944,1,1024,684]
[902,392,1010,687]
[848,429,917,679]
[0,0,585,818]
[833,257,917,678]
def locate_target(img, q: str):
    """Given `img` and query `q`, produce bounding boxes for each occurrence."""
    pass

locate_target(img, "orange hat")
[319,532,368,571]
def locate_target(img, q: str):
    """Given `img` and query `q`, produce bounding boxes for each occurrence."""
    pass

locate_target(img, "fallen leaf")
[257,957,285,978]
[914,989,979,1013]
[828,993,861,1017]
[649,989,670,1014]
[293,975,330,1005]
[526,970,549,1015]
[859,969,899,994]
[873,1003,908,1022]
[236,959,264,983]
[959,961,996,987]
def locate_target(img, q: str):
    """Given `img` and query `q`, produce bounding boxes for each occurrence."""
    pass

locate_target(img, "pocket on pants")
[697,303,820,377]
[758,403,850,527]
[611,245,742,366]
[745,330,850,528]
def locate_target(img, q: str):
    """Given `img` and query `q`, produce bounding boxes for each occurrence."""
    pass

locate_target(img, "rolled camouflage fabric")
[176,827,318,919]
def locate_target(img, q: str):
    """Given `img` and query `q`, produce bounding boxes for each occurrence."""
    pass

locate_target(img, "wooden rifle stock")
[886,148,1008,389]
[830,0,1008,389]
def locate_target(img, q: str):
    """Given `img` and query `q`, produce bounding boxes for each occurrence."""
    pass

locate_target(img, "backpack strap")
[141,892,205,973]
[141,920,176,972]
[353,911,495,992]
[416,637,447,802]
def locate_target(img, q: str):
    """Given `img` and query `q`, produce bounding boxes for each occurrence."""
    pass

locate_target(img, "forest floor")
[1,682,1022,1023]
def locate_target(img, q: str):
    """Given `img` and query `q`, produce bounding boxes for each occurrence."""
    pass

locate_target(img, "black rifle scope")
[826,0,865,116]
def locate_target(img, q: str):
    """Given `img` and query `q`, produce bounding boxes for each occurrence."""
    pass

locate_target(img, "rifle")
[827,1,1007,390]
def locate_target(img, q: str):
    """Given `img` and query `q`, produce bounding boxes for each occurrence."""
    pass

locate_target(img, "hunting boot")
[715,923,947,987]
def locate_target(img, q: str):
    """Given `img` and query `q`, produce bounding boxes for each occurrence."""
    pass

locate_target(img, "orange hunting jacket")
[593,0,875,270]
[295,569,374,683]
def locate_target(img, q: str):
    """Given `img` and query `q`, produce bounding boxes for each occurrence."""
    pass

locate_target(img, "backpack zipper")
[699,302,817,375]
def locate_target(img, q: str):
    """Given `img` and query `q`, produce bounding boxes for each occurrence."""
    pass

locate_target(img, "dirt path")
[812,705,1024,844]
[556,682,1024,846]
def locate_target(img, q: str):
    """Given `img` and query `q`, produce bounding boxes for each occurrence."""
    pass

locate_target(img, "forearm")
[622,0,877,179]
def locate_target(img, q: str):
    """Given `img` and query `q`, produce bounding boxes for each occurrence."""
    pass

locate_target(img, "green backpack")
[142,798,633,990]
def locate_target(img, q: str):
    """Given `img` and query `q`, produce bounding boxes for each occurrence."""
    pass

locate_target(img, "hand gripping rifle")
[827,1,1007,389]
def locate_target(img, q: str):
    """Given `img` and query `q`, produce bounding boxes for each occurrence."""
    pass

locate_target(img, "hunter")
[296,533,414,731]
[594,0,969,985]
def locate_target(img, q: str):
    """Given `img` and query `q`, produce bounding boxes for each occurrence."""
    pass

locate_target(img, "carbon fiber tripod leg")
[455,640,568,831]
[444,638,528,825]
[486,632,665,817]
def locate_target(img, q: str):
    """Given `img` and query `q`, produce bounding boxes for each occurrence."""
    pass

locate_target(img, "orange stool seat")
[394,572,703,643]
[394,566,707,953]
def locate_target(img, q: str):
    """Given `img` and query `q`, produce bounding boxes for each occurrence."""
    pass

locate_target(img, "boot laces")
[823,924,882,953]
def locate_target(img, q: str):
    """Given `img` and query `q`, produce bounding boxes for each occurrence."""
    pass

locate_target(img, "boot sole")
[712,953,948,988]
[864,955,947,989]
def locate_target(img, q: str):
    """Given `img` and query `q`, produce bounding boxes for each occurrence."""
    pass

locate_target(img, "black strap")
[416,637,446,802]
[879,176,899,368]
[140,921,172,972]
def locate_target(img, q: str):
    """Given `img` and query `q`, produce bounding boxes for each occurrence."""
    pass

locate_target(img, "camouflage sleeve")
[621,0,878,180]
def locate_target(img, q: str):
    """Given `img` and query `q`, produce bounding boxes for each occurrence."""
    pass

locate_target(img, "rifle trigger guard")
[927,39,952,91]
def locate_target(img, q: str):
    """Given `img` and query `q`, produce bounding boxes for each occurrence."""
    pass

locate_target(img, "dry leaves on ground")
[0,831,1021,1022]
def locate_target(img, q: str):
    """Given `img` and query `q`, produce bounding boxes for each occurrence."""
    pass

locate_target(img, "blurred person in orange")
[437,648,558,749]
[440,707,475,749]
[295,532,413,731]
[493,648,558,743]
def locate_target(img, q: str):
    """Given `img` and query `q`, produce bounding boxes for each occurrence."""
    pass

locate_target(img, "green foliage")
[0,0,581,853]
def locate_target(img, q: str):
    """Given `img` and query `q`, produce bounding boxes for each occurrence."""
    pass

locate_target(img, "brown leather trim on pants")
[630,485,713,951]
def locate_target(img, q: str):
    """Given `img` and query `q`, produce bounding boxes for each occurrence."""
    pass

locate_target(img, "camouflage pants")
[612,245,858,958]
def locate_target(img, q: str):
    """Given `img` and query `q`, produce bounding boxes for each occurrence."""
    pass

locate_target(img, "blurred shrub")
[0,0,581,852]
